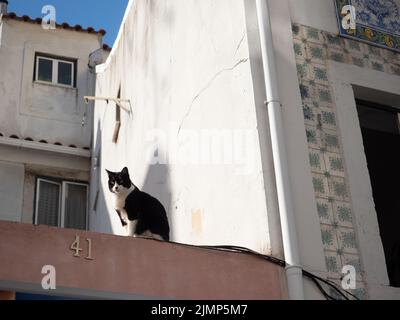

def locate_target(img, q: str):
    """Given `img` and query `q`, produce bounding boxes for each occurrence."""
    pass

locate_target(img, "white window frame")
[61,181,89,230]
[329,61,400,299]
[34,178,62,226]
[113,87,122,143]
[35,55,75,88]
[35,178,88,230]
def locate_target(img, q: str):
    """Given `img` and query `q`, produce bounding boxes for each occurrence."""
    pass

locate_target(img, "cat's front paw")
[121,217,129,226]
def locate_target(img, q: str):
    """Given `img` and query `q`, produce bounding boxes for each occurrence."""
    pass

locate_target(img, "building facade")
[0,1,107,231]
[91,0,400,299]
[0,0,399,300]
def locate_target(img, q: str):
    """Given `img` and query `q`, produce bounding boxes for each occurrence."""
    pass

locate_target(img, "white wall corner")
[268,0,327,276]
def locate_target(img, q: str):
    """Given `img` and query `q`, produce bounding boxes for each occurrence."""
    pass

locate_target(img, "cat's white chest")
[112,186,136,235]
[114,197,126,211]
[112,185,135,210]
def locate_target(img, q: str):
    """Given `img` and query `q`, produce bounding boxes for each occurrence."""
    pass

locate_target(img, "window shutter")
[36,180,60,227]
[63,183,87,230]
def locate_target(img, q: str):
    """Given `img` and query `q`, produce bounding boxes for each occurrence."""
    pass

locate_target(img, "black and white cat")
[106,167,170,241]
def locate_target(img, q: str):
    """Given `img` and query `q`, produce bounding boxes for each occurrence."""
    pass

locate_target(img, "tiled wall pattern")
[292,23,400,299]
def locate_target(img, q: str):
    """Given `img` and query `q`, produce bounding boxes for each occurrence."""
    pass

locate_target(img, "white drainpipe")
[255,0,304,300]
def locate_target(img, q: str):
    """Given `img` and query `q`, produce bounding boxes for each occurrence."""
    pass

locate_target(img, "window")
[356,100,400,287]
[112,87,122,143]
[35,178,88,230]
[35,54,76,87]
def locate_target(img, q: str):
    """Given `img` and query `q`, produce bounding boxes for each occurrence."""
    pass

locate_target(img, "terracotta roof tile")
[102,44,111,51]
[0,130,91,152]
[2,12,106,36]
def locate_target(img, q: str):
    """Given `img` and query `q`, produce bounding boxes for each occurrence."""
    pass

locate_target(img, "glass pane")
[64,184,87,230]
[37,58,53,82]
[58,62,72,86]
[37,181,60,227]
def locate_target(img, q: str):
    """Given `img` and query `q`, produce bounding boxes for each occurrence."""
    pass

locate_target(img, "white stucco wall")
[0,17,101,148]
[288,0,339,34]
[90,0,399,299]
[91,0,277,254]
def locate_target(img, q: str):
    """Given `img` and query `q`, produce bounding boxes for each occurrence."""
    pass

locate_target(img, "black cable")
[207,245,353,300]
[303,271,346,300]
[163,240,359,300]
[303,270,359,300]
[221,245,359,300]
[220,245,359,300]
[308,275,335,300]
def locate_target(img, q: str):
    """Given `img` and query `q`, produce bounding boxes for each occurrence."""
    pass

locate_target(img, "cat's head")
[106,167,132,195]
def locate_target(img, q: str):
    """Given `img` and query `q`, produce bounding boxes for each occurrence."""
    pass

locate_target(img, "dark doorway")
[357,100,400,287]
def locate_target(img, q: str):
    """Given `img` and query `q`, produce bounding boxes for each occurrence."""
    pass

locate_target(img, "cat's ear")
[106,169,114,178]
[122,167,129,176]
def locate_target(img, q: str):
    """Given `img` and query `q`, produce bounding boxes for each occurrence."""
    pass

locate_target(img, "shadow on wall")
[96,183,114,234]
[93,137,173,239]
[89,119,114,234]
[141,159,172,239]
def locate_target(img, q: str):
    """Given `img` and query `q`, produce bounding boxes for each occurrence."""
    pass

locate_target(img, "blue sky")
[7,0,129,46]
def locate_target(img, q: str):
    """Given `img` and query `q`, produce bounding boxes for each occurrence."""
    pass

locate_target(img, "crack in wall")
[234,31,246,57]
[177,57,249,135]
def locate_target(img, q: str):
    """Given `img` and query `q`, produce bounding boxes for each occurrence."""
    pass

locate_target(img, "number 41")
[70,235,94,260]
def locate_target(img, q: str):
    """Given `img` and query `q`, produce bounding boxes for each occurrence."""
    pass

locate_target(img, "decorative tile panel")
[324,152,345,177]
[325,251,343,277]
[322,129,341,153]
[310,64,329,84]
[304,26,325,44]
[303,102,319,126]
[321,224,340,251]
[312,173,330,198]
[333,201,354,227]
[328,49,348,63]
[315,84,334,108]
[341,253,364,281]
[297,60,312,80]
[305,125,323,149]
[329,176,350,201]
[293,40,307,59]
[289,22,400,298]
[316,198,335,225]
[337,227,358,254]
[306,43,328,64]
[309,148,326,174]
[335,0,400,53]
[320,108,337,126]
[350,284,368,300]
[345,39,363,52]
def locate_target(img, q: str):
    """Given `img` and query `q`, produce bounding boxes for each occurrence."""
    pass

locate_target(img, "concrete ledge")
[0,137,91,158]
[0,221,286,299]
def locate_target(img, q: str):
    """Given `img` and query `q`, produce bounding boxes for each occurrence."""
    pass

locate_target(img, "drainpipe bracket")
[285,264,303,272]
[264,100,283,107]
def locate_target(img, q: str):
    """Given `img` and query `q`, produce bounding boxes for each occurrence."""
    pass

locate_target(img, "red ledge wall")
[0,221,287,299]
